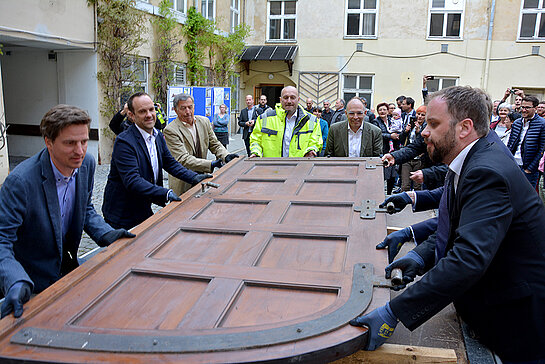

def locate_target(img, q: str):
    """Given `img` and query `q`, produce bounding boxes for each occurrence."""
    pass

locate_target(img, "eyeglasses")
[347,112,365,116]
[520,106,534,110]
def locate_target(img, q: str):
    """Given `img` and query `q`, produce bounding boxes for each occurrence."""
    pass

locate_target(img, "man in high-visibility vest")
[249,86,322,158]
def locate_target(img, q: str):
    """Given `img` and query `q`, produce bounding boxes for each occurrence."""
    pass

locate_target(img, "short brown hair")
[428,86,491,137]
[40,105,91,141]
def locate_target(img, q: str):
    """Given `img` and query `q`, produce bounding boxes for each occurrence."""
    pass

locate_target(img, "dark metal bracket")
[195,181,220,198]
[354,199,391,219]
[11,264,378,354]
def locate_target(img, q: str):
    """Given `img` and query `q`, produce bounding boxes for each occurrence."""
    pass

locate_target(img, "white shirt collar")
[449,138,479,191]
[135,124,158,140]
[347,122,363,134]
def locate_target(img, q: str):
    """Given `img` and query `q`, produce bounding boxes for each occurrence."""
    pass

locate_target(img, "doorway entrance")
[255,84,283,109]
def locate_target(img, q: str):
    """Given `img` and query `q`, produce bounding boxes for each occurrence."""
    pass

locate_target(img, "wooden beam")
[386,226,403,235]
[333,344,457,364]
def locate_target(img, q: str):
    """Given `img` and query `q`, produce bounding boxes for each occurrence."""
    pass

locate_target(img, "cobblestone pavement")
[77,133,247,257]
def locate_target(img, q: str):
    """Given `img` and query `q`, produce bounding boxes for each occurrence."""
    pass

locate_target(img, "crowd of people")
[1,81,545,362]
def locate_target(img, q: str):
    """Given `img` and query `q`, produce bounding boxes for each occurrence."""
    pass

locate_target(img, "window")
[267,1,296,41]
[519,0,545,39]
[171,0,185,13]
[231,0,240,32]
[201,0,215,21]
[120,57,148,104]
[171,63,187,86]
[342,74,373,107]
[426,76,458,92]
[428,0,464,39]
[345,0,378,38]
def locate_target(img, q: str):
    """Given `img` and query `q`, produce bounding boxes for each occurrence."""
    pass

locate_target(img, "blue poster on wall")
[167,86,231,124]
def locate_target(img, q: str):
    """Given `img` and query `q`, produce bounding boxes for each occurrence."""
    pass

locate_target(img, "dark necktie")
[435,169,455,262]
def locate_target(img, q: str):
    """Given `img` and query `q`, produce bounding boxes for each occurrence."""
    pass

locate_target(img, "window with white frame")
[120,56,148,104]
[519,0,545,39]
[171,0,185,13]
[201,0,215,21]
[345,0,378,38]
[428,0,464,38]
[426,76,458,92]
[267,1,297,41]
[231,0,240,32]
[342,74,373,107]
[171,63,187,86]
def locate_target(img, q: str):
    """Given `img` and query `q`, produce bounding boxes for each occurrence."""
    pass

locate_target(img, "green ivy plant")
[151,0,182,107]
[87,0,146,122]
[182,7,215,86]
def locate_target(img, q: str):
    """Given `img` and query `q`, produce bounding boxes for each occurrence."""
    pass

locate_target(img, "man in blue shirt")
[0,105,134,319]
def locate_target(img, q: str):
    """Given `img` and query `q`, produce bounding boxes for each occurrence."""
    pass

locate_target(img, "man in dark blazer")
[238,94,257,156]
[350,86,545,362]
[507,95,545,188]
[325,97,382,157]
[103,92,211,230]
[0,105,134,319]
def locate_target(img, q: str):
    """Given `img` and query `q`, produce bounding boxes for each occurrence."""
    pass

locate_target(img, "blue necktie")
[435,169,455,262]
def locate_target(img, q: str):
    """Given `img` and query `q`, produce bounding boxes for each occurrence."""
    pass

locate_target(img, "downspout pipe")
[483,0,496,90]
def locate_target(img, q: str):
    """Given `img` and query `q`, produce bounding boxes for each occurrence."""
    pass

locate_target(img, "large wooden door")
[0,157,391,363]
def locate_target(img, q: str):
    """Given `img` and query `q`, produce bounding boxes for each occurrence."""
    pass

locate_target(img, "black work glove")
[225,153,239,163]
[99,229,136,246]
[191,173,213,186]
[349,303,398,350]
[379,192,412,213]
[1,281,31,319]
[385,251,424,291]
[211,159,223,170]
[167,190,181,202]
[376,227,412,263]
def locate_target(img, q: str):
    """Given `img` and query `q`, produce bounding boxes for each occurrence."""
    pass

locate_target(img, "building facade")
[0,0,544,181]
[239,0,545,111]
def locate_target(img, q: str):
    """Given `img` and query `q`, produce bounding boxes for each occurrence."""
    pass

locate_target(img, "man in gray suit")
[325,97,382,157]
[0,105,134,319]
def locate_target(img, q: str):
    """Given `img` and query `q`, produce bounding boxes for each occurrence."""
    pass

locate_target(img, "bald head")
[280,86,299,117]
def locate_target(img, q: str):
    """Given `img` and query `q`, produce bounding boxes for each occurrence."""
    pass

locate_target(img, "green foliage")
[182,7,250,87]
[0,44,3,56]
[213,24,251,87]
[91,0,147,121]
[182,7,215,86]
[151,0,181,106]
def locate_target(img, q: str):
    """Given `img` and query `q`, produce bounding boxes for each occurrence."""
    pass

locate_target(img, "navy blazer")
[103,124,198,229]
[0,149,112,294]
[391,138,545,361]
[507,114,545,172]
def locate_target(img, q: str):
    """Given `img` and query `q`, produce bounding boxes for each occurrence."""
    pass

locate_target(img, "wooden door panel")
[280,202,354,227]
[71,273,209,331]
[218,283,339,328]
[255,234,347,272]
[0,157,391,363]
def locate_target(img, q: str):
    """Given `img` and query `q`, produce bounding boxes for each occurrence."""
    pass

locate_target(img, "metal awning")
[239,45,298,75]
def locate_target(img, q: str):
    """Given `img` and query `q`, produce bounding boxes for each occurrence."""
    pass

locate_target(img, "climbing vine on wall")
[182,7,250,87]
[182,7,215,86]
[151,0,182,107]
[87,0,146,122]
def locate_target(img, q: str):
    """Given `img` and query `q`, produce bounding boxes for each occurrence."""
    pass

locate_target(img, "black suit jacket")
[238,107,256,140]
[390,137,545,361]
[103,124,198,229]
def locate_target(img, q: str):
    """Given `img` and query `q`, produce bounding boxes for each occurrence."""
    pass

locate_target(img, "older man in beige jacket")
[164,94,239,195]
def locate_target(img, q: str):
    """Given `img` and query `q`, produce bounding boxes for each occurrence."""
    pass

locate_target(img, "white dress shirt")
[282,112,297,157]
[449,139,479,192]
[348,123,363,157]
[136,125,159,183]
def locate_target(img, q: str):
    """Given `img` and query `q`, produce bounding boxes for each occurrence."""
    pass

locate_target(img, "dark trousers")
[243,137,251,156]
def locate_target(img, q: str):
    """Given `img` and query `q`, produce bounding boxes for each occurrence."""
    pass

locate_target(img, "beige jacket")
[164,115,228,195]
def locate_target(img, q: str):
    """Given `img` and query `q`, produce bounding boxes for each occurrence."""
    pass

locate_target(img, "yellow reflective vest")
[249,104,322,157]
